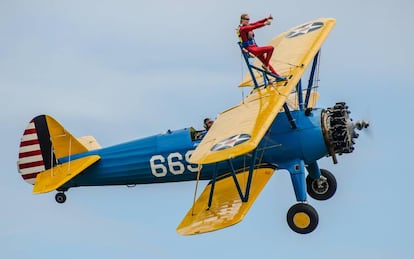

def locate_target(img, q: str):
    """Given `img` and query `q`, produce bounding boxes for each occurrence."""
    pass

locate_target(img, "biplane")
[17,17,369,235]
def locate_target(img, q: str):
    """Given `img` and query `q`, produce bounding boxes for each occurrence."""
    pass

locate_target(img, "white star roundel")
[286,22,324,38]
[211,134,251,151]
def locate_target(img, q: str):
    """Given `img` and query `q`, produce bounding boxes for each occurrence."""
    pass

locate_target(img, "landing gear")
[55,192,67,204]
[306,169,337,200]
[282,160,323,234]
[287,203,319,234]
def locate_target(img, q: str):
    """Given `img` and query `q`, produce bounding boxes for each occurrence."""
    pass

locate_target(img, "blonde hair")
[240,13,249,23]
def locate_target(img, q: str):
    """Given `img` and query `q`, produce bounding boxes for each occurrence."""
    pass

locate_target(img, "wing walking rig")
[17,18,370,236]
[177,17,368,235]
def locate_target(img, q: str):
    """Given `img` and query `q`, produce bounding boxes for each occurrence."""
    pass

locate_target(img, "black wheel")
[287,203,318,234]
[55,192,66,204]
[306,169,337,201]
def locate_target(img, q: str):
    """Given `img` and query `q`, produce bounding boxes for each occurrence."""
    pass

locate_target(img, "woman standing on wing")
[238,13,280,76]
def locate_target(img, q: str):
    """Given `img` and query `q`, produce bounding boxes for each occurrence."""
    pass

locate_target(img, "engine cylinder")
[321,102,356,157]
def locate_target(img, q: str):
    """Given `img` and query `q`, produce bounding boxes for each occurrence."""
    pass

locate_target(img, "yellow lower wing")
[177,167,274,235]
[33,155,100,194]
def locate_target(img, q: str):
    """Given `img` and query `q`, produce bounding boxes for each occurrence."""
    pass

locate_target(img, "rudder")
[17,115,89,185]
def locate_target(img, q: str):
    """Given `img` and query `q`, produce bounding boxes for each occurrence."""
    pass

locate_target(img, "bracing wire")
[315,50,322,87]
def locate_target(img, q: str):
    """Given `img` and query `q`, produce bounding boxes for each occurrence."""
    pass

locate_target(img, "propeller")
[351,120,370,138]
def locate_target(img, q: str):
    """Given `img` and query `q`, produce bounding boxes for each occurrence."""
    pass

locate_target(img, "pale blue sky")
[1,0,413,258]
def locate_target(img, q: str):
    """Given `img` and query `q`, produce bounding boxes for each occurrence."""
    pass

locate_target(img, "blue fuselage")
[59,109,328,190]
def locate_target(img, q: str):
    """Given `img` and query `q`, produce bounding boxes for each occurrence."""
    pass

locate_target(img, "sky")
[1,0,413,258]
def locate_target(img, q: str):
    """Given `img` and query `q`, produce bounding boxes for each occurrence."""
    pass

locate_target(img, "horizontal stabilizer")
[177,167,274,235]
[77,136,101,150]
[33,155,100,194]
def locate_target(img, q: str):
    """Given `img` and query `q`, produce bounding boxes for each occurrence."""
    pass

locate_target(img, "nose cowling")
[321,102,369,164]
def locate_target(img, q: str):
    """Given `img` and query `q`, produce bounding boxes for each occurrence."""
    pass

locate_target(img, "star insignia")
[211,134,251,151]
[286,22,324,38]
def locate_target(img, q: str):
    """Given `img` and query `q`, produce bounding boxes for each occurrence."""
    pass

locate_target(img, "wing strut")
[305,50,321,108]
[207,163,219,208]
[283,103,297,129]
[207,148,259,208]
[296,79,304,110]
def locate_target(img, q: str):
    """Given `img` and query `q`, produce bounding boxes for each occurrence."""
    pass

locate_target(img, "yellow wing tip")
[177,218,242,236]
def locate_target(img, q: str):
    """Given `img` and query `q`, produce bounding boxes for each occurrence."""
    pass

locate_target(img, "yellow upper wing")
[189,18,335,165]
[177,167,274,235]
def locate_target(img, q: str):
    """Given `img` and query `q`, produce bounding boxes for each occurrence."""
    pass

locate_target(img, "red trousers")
[246,45,279,76]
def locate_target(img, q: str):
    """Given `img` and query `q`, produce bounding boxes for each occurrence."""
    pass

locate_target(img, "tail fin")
[17,115,90,185]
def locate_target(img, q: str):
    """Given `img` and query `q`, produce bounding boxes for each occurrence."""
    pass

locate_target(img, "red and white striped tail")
[18,120,45,184]
[17,115,93,186]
